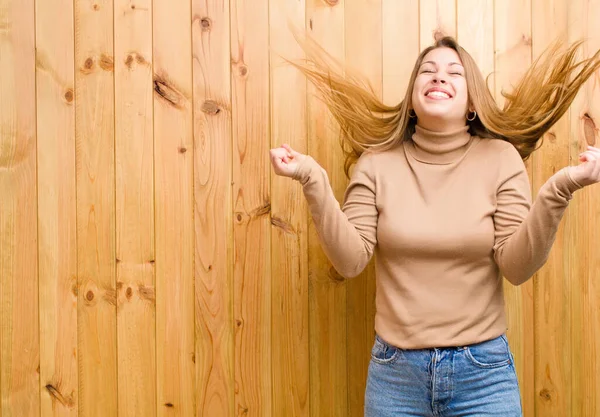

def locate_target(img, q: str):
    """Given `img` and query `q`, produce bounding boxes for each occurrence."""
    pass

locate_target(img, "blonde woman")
[269,36,600,416]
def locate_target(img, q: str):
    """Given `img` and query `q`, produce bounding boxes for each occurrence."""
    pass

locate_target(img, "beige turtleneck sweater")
[293,125,582,349]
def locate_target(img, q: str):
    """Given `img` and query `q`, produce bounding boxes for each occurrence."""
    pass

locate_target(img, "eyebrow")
[420,61,464,67]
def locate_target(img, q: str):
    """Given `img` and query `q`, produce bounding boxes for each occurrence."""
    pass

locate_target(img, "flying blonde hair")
[286,33,600,177]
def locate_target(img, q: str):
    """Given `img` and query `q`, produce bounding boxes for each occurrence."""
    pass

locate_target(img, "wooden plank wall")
[0,0,599,416]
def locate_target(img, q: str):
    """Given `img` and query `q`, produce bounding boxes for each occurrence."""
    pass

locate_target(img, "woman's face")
[411,47,470,131]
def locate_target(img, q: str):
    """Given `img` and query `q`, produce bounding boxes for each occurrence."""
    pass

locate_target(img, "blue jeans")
[365,333,523,416]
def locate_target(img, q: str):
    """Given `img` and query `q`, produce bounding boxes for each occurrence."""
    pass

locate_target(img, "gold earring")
[467,110,477,121]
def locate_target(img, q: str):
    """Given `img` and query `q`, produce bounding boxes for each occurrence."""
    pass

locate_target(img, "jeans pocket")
[370,334,400,365]
[464,334,513,369]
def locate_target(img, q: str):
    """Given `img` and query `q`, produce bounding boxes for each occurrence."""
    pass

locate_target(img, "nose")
[432,76,447,84]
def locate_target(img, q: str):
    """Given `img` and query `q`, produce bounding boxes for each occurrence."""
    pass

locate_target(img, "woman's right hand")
[269,144,307,178]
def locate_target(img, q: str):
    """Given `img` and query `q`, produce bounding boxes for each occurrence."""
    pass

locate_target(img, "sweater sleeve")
[492,145,583,285]
[292,153,378,278]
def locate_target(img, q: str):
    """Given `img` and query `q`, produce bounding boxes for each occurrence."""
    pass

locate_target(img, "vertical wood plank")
[345,0,382,98]
[419,0,456,47]
[269,0,309,415]
[74,0,117,415]
[568,0,600,414]
[36,0,78,414]
[457,0,494,81]
[383,0,419,106]
[344,1,381,416]
[0,0,40,414]
[305,1,347,416]
[153,0,195,414]
[114,0,156,415]
[192,0,234,416]
[230,0,272,415]
[531,1,571,415]
[493,1,535,415]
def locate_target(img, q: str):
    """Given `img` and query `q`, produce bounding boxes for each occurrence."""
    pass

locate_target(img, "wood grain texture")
[457,0,494,82]
[531,1,571,415]
[568,1,600,415]
[269,0,309,415]
[192,0,234,415]
[0,0,40,414]
[74,0,117,415]
[1,2,600,415]
[114,0,156,415]
[419,0,456,48]
[383,0,419,106]
[153,0,195,414]
[344,1,380,415]
[230,0,272,415]
[36,0,78,414]
[493,1,535,415]
[306,1,347,416]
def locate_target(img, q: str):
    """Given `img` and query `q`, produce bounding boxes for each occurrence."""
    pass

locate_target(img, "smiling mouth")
[425,90,451,99]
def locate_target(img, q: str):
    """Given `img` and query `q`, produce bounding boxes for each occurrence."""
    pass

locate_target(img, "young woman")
[269,36,600,416]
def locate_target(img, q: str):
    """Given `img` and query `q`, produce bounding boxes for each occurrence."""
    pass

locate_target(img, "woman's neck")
[406,124,473,165]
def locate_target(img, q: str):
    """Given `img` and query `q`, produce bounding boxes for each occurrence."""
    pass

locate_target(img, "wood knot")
[154,77,183,108]
[45,384,75,407]
[126,287,133,299]
[200,17,212,31]
[99,54,114,71]
[250,203,271,218]
[178,147,187,154]
[84,58,94,70]
[138,285,155,302]
[433,29,446,42]
[201,100,220,115]
[131,4,135,9]
[235,213,244,223]
[93,3,99,10]
[271,216,295,234]
[208,265,213,271]
[583,112,597,146]
[85,290,94,301]
[103,288,117,306]
[125,53,147,68]
[539,388,551,401]
[236,319,243,327]
[328,266,345,282]
[164,403,174,408]
[238,65,248,77]
[64,89,74,103]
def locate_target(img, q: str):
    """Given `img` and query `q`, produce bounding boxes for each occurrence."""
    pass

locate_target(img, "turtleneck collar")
[405,124,473,165]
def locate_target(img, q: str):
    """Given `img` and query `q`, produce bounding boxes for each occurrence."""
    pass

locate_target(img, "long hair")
[286,32,600,177]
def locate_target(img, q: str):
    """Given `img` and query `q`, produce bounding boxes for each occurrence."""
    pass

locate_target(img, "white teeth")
[426,91,450,99]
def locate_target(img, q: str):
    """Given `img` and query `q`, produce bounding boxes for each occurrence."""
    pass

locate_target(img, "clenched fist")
[269,144,307,178]
[569,145,600,187]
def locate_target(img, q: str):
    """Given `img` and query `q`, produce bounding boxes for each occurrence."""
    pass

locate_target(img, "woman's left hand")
[569,146,600,187]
